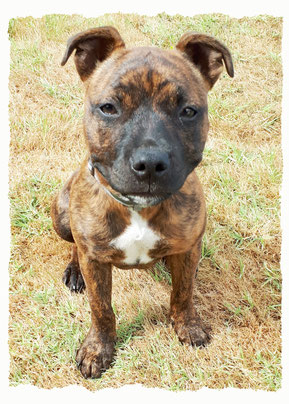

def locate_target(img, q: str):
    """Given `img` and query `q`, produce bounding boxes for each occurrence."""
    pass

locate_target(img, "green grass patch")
[116,310,145,347]
[149,261,172,284]
[10,175,60,237]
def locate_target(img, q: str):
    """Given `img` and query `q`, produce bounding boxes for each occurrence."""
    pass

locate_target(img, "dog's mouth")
[88,160,172,209]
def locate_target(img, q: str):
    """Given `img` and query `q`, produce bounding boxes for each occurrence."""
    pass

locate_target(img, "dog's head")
[62,26,234,207]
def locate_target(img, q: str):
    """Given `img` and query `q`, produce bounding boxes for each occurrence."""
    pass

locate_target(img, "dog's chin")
[124,193,171,207]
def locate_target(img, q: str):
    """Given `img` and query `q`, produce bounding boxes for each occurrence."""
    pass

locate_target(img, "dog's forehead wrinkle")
[110,48,181,82]
[89,46,207,106]
[91,53,206,107]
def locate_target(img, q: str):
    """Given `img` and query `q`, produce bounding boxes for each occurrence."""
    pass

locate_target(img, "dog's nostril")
[155,163,167,172]
[134,162,146,172]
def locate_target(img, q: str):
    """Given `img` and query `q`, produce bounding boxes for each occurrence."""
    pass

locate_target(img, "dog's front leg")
[166,242,211,347]
[76,251,116,379]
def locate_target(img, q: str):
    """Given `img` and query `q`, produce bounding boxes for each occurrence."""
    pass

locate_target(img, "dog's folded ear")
[176,32,234,90]
[61,26,125,81]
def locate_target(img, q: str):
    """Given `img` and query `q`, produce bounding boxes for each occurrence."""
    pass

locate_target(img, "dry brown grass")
[9,13,282,390]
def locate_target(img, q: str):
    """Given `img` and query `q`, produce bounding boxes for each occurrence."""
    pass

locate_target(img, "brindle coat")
[51,26,234,379]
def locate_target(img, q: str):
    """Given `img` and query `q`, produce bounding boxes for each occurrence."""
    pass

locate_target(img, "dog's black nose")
[130,148,170,180]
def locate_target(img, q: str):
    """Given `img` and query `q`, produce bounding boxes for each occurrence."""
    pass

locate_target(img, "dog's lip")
[124,192,171,199]
[123,192,172,207]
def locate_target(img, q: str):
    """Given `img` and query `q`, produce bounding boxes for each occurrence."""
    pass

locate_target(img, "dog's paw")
[76,339,115,379]
[62,262,85,293]
[173,318,211,347]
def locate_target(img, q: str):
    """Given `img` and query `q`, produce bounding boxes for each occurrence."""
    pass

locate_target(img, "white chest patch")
[110,210,160,265]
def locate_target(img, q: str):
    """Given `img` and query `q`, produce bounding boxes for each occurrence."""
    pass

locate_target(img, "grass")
[8,13,282,391]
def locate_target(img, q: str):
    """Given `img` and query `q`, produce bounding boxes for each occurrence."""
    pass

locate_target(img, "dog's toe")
[173,317,211,347]
[62,263,86,293]
[76,339,115,379]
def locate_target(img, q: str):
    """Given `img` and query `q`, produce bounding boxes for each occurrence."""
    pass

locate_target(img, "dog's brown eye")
[100,103,117,115]
[180,107,197,119]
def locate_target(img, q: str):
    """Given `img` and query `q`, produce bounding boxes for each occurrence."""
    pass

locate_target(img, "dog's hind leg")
[51,171,85,293]
[63,244,86,293]
[51,172,77,243]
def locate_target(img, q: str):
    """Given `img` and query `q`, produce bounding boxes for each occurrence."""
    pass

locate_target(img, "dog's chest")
[109,210,160,265]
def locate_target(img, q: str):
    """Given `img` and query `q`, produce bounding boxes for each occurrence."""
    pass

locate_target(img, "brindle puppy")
[51,26,234,379]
